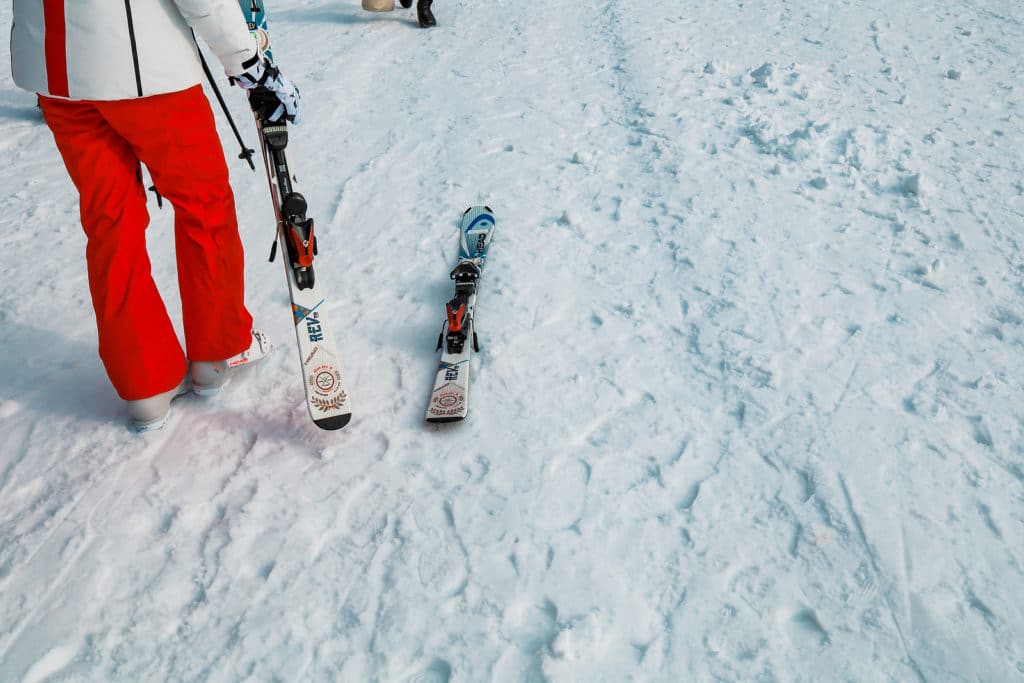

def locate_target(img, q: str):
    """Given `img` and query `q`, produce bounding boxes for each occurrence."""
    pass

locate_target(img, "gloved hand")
[232,54,301,125]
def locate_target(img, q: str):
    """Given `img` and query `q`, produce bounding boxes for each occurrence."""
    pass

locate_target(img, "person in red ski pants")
[11,0,299,430]
[38,86,254,403]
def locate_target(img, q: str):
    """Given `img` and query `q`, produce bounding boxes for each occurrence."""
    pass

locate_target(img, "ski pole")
[196,43,256,171]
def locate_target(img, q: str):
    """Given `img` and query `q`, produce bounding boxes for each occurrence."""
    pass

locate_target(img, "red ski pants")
[39,86,253,400]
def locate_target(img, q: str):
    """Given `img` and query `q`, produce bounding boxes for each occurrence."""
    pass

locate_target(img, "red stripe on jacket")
[43,0,69,97]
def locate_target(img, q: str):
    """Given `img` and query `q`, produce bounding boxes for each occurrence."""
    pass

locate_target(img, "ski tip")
[462,205,495,220]
[315,413,352,430]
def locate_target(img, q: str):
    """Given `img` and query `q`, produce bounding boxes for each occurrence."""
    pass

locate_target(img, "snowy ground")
[2,0,1024,680]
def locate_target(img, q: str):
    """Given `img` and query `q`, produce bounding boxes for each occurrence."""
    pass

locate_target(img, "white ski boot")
[191,329,274,396]
[127,377,190,432]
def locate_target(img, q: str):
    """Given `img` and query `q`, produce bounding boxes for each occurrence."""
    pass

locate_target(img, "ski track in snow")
[2,0,1024,680]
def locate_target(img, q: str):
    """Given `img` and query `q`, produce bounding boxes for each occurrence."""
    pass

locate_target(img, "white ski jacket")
[11,0,258,100]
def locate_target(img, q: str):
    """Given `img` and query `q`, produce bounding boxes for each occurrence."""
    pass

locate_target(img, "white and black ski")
[244,1,352,430]
[425,206,495,423]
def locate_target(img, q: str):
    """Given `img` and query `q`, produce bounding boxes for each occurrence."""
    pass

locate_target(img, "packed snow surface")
[2,0,1024,680]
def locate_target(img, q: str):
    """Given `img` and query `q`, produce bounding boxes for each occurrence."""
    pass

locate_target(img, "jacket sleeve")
[172,0,259,76]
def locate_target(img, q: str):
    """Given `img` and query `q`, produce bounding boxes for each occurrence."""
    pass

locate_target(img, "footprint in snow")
[405,658,452,683]
[342,482,390,548]
[402,502,468,598]
[414,527,468,598]
[532,457,590,531]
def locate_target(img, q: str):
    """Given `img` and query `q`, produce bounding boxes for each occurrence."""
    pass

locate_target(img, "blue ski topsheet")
[458,206,496,267]
[240,0,273,62]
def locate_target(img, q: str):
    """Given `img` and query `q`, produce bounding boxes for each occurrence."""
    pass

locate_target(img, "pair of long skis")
[252,161,495,427]
[243,3,494,429]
